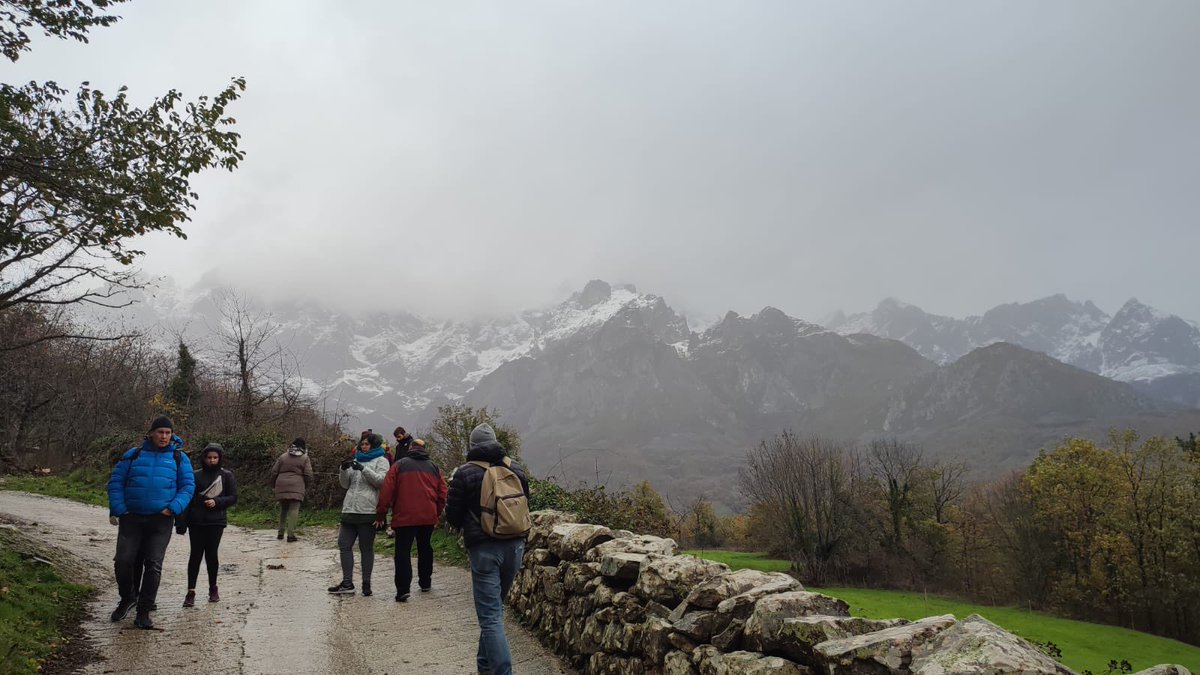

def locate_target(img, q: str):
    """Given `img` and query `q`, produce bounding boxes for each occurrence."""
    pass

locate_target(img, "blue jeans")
[469,538,525,675]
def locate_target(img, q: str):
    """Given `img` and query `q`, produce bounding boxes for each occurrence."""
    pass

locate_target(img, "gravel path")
[0,491,572,675]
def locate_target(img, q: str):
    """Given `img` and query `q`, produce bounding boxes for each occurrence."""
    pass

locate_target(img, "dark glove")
[340,460,353,470]
[351,461,363,471]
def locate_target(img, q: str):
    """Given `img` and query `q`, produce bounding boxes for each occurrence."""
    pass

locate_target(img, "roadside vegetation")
[0,529,92,675]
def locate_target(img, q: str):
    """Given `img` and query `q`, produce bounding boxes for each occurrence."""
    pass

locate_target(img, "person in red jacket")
[374,438,448,601]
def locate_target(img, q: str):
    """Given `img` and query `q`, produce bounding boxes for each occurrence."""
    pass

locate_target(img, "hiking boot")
[394,592,409,602]
[277,532,284,540]
[183,590,195,608]
[134,610,154,629]
[419,585,431,593]
[208,586,220,603]
[327,581,355,594]
[110,597,136,622]
[361,582,372,597]
[286,535,298,543]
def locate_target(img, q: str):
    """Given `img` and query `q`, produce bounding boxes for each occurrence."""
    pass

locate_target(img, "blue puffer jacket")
[107,436,195,517]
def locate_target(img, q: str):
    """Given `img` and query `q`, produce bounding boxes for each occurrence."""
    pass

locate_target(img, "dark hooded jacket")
[186,444,238,527]
[446,432,529,548]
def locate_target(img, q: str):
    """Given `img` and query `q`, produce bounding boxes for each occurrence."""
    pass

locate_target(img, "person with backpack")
[270,437,314,542]
[375,438,448,601]
[106,416,195,630]
[328,432,389,596]
[180,443,238,607]
[445,423,531,675]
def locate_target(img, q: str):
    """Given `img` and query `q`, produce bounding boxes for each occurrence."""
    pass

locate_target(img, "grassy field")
[684,549,792,573]
[685,549,1200,674]
[0,530,92,674]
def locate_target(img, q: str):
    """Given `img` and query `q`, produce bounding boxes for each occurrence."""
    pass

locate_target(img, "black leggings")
[187,525,225,589]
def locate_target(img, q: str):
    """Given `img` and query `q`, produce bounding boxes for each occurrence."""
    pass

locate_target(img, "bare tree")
[867,437,925,548]
[210,290,303,427]
[929,460,968,525]
[739,431,857,584]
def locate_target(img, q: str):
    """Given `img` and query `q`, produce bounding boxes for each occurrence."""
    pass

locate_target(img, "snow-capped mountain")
[827,295,1200,406]
[116,279,678,427]
[110,279,1200,506]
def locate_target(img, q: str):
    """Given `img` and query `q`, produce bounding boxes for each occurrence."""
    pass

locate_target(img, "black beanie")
[367,433,383,449]
[292,437,306,450]
[149,416,173,432]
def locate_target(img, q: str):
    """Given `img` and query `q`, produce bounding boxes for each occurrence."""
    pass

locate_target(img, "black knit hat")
[292,437,306,450]
[148,416,174,432]
[367,433,384,449]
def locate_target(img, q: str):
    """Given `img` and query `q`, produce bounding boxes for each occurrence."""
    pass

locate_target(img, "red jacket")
[376,449,448,527]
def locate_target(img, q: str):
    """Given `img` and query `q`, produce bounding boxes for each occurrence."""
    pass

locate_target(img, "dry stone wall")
[508,511,1194,675]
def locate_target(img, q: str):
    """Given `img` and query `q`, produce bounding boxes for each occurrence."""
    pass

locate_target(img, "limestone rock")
[1132,667,1193,675]
[743,591,852,652]
[686,569,803,610]
[525,547,559,567]
[633,555,730,605]
[614,591,647,624]
[593,581,616,607]
[642,617,674,663]
[602,552,653,580]
[548,523,616,562]
[673,609,731,642]
[777,615,908,664]
[698,650,811,675]
[588,534,680,561]
[693,645,722,665]
[665,650,699,675]
[712,619,745,652]
[588,653,646,674]
[816,614,957,673]
[600,619,644,654]
[528,510,578,548]
[717,576,817,620]
[910,614,1076,675]
[564,562,602,593]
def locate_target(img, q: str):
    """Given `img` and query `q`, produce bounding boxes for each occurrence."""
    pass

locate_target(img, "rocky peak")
[574,279,613,309]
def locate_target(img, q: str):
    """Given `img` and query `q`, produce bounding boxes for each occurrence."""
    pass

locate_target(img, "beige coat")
[271,450,313,501]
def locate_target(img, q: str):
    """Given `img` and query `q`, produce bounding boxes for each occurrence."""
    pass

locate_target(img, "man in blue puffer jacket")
[107,416,195,629]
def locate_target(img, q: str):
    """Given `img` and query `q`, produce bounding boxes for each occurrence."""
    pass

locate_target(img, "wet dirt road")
[0,491,572,675]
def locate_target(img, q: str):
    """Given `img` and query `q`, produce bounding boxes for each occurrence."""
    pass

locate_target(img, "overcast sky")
[13,1,1200,322]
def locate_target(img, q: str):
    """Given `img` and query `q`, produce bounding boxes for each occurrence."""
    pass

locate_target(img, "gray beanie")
[469,423,498,449]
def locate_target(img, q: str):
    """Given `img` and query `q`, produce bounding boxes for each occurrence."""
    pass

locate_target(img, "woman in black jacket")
[182,443,237,607]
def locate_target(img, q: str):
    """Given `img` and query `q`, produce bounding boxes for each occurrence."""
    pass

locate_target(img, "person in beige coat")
[270,438,314,542]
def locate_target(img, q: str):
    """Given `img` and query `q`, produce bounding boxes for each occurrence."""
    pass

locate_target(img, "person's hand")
[161,508,172,516]
[204,499,216,508]
[109,515,119,526]
[373,515,386,529]
[351,461,363,471]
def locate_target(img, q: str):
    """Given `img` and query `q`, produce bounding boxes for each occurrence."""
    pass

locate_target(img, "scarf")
[288,445,307,457]
[354,447,385,463]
